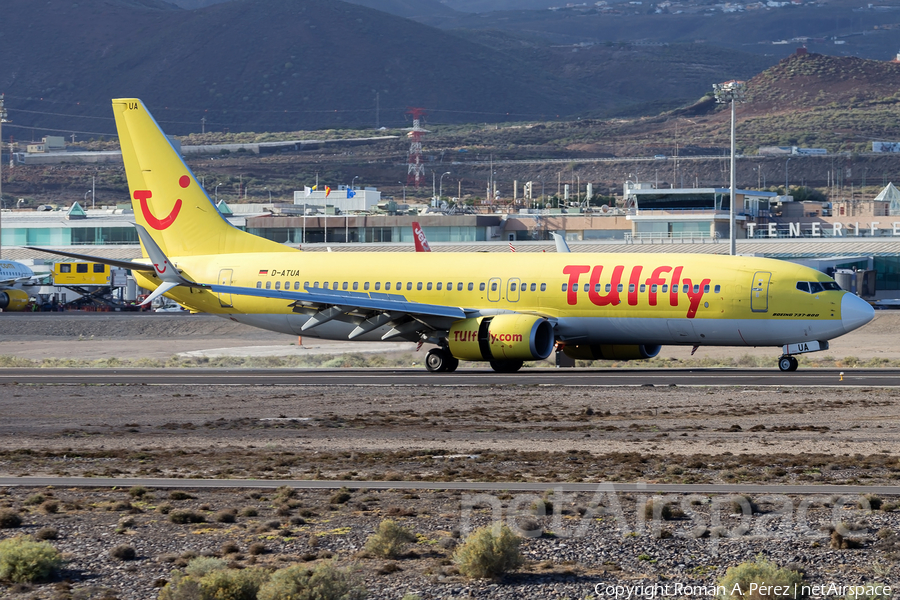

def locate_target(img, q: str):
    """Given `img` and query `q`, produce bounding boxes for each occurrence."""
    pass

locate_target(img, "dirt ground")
[2,312,900,599]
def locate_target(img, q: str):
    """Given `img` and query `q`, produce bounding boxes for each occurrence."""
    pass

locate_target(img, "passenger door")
[750,271,771,313]
[217,268,233,308]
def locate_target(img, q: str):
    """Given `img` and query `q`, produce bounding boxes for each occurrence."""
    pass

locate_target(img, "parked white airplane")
[0,261,41,310]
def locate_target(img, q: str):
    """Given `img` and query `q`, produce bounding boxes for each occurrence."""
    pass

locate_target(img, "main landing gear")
[778,355,799,372]
[425,347,459,373]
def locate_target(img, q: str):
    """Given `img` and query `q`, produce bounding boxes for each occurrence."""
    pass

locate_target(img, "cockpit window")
[797,280,841,293]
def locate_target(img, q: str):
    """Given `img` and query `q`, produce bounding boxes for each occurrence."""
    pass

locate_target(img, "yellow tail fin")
[112,98,288,257]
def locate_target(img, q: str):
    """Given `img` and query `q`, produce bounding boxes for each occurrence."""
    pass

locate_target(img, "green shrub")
[160,567,269,600]
[169,509,206,524]
[453,524,523,579]
[364,519,417,558]
[0,536,63,583]
[716,555,803,599]
[330,488,352,505]
[110,544,137,561]
[257,562,366,600]
[185,556,227,578]
[0,508,22,528]
[129,486,149,498]
[168,491,195,501]
[24,493,46,506]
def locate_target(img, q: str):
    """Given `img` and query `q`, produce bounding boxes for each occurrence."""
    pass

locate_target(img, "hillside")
[168,0,460,19]
[0,0,598,134]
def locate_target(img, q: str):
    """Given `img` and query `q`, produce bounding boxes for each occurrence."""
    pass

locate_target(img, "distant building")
[25,136,65,154]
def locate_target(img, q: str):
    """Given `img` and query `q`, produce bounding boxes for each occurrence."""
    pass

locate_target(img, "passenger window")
[704,284,710,293]
[427,282,433,291]
[385,282,390,291]
[639,284,646,293]
[364,282,370,291]
[256,281,262,289]
[436,283,442,291]
[480,283,486,291]
[397,282,401,291]
[447,282,452,290]
[491,282,498,291]
[629,284,635,293]
[510,283,517,291]
[375,282,381,291]
[683,284,689,293]
[714,285,721,293]
[457,282,463,291]
[605,284,611,292]
[275,281,281,290]
[540,283,546,292]
[60,264,71,273]
[562,283,568,292]
[693,285,699,293]
[810,282,824,293]
[651,284,657,293]
[468,283,474,291]
[93,263,105,273]
[288,281,292,290]
[407,282,412,291]
[323,282,329,289]
[353,282,358,291]
[295,282,301,290]
[333,282,338,289]
[304,281,309,289]
[662,285,668,293]
[417,282,423,291]
[530,283,536,291]
[342,282,348,291]
[617,284,623,292]
[266,281,271,289]
[77,263,88,273]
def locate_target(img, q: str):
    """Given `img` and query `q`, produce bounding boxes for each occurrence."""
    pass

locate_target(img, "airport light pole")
[215,182,222,203]
[0,94,8,259]
[784,157,792,195]
[439,171,451,204]
[351,175,359,190]
[713,80,746,256]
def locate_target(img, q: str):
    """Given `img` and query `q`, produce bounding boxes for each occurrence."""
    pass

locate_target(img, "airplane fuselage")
[136,251,866,348]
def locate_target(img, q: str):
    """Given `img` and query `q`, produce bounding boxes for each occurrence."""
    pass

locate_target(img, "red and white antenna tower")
[406,107,428,188]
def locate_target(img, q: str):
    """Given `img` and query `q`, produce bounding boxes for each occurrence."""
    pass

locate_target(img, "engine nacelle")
[449,314,554,362]
[0,289,30,311]
[563,344,661,361]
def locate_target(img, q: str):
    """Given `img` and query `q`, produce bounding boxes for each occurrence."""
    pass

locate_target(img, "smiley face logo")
[134,175,188,230]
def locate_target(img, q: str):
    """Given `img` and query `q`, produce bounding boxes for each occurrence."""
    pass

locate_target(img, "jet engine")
[0,289,30,311]
[448,314,554,361]
[563,344,661,361]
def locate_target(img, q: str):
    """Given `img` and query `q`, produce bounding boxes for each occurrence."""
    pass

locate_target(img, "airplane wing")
[211,283,469,341]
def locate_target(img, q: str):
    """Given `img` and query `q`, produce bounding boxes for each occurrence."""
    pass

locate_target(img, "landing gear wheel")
[778,356,794,372]
[788,356,799,371]
[489,359,524,373]
[425,348,457,373]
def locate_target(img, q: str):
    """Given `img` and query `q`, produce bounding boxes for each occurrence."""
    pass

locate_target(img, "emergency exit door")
[217,269,233,308]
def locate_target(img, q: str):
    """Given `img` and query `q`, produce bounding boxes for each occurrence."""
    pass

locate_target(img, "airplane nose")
[841,293,875,334]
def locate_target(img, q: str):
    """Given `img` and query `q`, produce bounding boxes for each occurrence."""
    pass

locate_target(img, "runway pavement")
[1,476,899,495]
[0,367,895,386]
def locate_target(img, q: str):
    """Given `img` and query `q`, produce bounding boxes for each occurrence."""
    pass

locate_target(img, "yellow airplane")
[30,98,874,373]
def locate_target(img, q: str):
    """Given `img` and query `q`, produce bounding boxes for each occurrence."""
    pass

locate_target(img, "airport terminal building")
[5,182,900,299]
